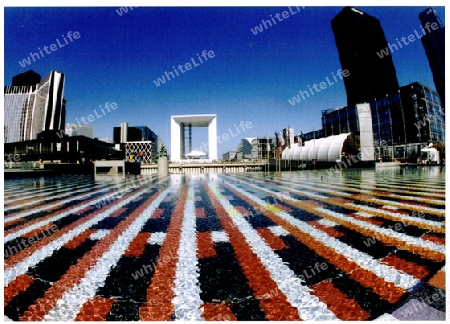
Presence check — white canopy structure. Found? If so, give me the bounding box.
[185,150,207,159]
[282,133,352,162]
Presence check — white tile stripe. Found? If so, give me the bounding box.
[267,225,290,237]
[224,179,421,292]
[5,191,120,243]
[210,183,339,321]
[5,186,116,222]
[248,175,446,209]
[42,187,171,321]
[4,178,86,198]
[344,203,445,230]
[382,205,398,210]
[318,207,445,254]
[316,218,339,227]
[4,181,96,203]
[370,198,445,215]
[5,178,155,221]
[235,175,445,225]
[374,313,400,321]
[4,185,103,212]
[386,193,444,205]
[354,211,375,218]
[211,231,229,243]
[171,186,204,321]
[89,229,110,241]
[148,232,167,245]
[4,182,166,285]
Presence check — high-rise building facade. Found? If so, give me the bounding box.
[331,7,399,107]
[419,7,445,110]
[113,124,159,161]
[113,125,157,143]
[321,82,444,160]
[4,70,66,143]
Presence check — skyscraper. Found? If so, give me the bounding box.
[11,70,41,87]
[331,7,399,107]
[4,70,66,143]
[419,7,445,110]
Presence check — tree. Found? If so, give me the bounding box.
[156,144,168,160]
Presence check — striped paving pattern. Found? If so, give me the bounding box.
[4,169,446,321]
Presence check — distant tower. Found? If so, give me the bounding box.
[331,7,399,107]
[419,7,445,110]
[120,122,128,143]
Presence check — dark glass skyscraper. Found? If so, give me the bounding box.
[419,7,445,110]
[12,70,41,87]
[331,7,399,107]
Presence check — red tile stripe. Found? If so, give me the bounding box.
[379,207,410,214]
[311,281,370,320]
[421,234,445,246]
[6,196,42,207]
[4,217,26,228]
[63,229,97,249]
[303,200,324,208]
[21,223,57,239]
[347,213,385,226]
[244,176,445,226]
[153,208,164,218]
[288,200,445,262]
[74,296,115,321]
[4,188,147,269]
[428,270,446,290]
[124,232,152,257]
[256,227,289,250]
[205,183,301,321]
[139,187,188,321]
[109,207,127,217]
[73,205,96,216]
[197,232,216,258]
[4,274,34,307]
[234,205,252,216]
[327,197,353,205]
[4,190,115,237]
[201,303,237,321]
[195,207,206,218]
[19,188,164,321]
[221,181,406,303]
[274,203,292,212]
[307,221,345,238]
[380,254,430,279]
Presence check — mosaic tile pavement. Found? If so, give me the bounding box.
[3,169,446,321]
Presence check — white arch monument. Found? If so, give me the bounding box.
[170,114,217,162]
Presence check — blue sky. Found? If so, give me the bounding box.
[3,5,445,157]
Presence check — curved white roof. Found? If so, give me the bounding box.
[282,133,351,162]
